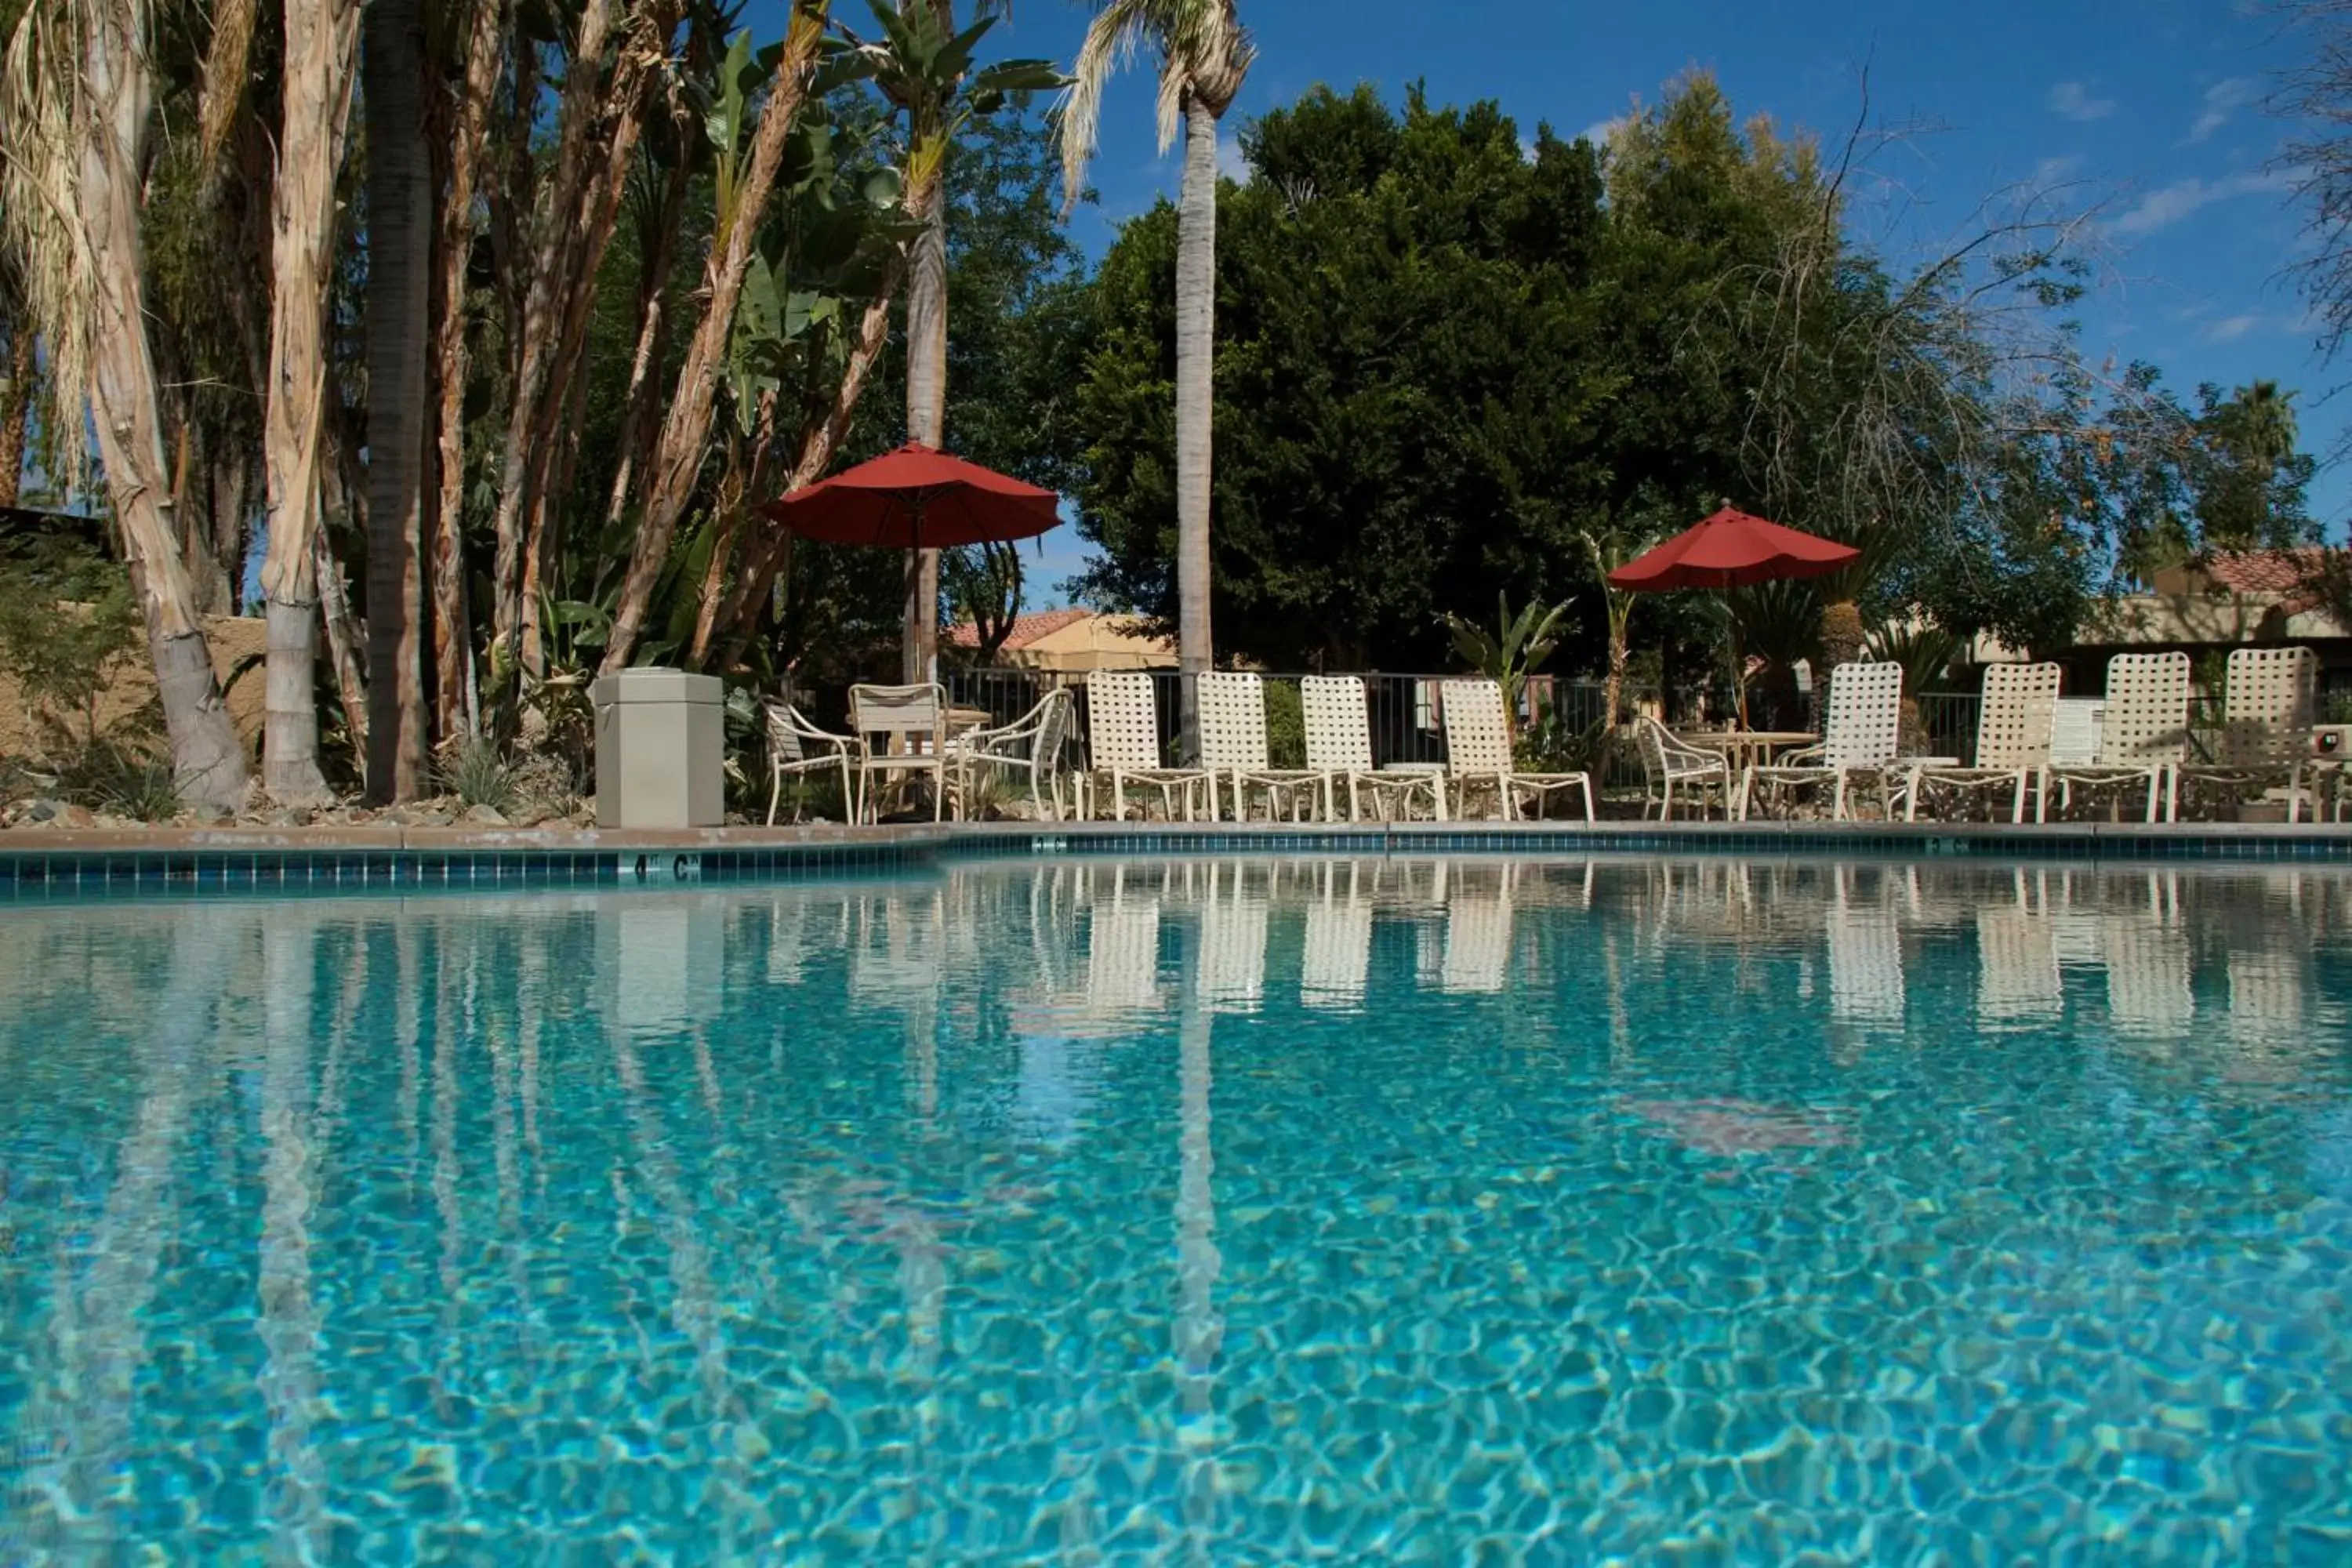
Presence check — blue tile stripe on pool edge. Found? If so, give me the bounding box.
[2,826,2348,894]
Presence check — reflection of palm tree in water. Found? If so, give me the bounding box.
[1174,921,1224,1559]
[605,1015,757,1548]
[18,916,230,1549]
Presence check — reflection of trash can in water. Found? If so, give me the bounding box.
[591,668,724,829]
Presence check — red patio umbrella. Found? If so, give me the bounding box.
[759,441,1062,549]
[1606,504,1856,593]
[1606,504,1857,728]
[760,441,1063,682]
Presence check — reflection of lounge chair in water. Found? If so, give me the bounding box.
[1198,862,1269,1014]
[1976,870,2061,1025]
[1083,868,1163,1016]
[1827,867,1905,1027]
[1301,862,1373,1011]
[2101,879,2193,1039]
[1440,863,1515,994]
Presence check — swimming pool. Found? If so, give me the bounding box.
[2,856,2348,1562]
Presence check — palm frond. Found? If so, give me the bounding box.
[0,0,100,493]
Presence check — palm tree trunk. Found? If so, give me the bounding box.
[708,277,902,670]
[1818,598,1865,674]
[80,0,250,809]
[364,0,434,803]
[602,9,822,675]
[1174,92,1220,759]
[429,0,507,743]
[902,163,947,684]
[259,0,360,805]
[0,323,34,508]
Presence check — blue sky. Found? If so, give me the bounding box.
[797,0,2339,597]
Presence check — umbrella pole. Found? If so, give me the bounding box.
[901,497,931,686]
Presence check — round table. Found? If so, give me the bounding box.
[1675,730,1818,773]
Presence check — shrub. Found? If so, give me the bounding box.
[58,738,178,821]
[436,737,519,814]
[1264,679,1305,768]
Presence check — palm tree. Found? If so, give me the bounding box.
[0,0,252,808]
[852,1,1057,682]
[362,0,433,802]
[1058,0,1251,757]
[257,0,361,804]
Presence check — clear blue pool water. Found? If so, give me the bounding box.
[2,855,2350,1563]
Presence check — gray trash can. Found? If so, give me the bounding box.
[591,667,725,829]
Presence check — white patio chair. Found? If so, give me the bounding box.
[848,681,950,823]
[2046,653,2190,824]
[1634,715,1733,820]
[1083,869,1162,1018]
[2176,646,2318,821]
[1301,676,1446,822]
[1901,662,2062,824]
[949,686,1076,822]
[762,701,862,825]
[1196,672,1323,822]
[1740,662,1903,821]
[1438,679,1594,822]
[1083,670,1212,822]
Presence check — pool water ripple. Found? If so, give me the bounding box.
[2,857,2350,1562]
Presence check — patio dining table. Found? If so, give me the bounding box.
[1675,729,1818,773]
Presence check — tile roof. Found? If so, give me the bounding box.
[944,607,1091,650]
[2200,548,2326,596]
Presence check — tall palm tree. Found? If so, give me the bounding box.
[1058,0,1250,756]
[362,0,433,802]
[855,0,1057,683]
[257,0,361,804]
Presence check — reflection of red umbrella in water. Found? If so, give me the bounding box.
[760,441,1064,678]
[1607,504,1858,725]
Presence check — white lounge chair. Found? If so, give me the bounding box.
[1438,679,1594,822]
[762,701,862,825]
[1901,662,2062,824]
[1633,715,1733,820]
[1082,671,1212,821]
[1740,662,1903,821]
[2176,646,2318,821]
[949,686,1076,822]
[2046,653,2189,824]
[1300,676,1446,822]
[1196,672,1323,822]
[848,681,949,823]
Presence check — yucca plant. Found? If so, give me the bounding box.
[1442,593,1570,743]
[435,736,519,815]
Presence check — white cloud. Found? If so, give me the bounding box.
[2048,81,2118,122]
[2031,154,2085,187]
[2186,77,2258,143]
[1578,117,1623,150]
[2108,168,2298,236]
[2206,313,2260,342]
